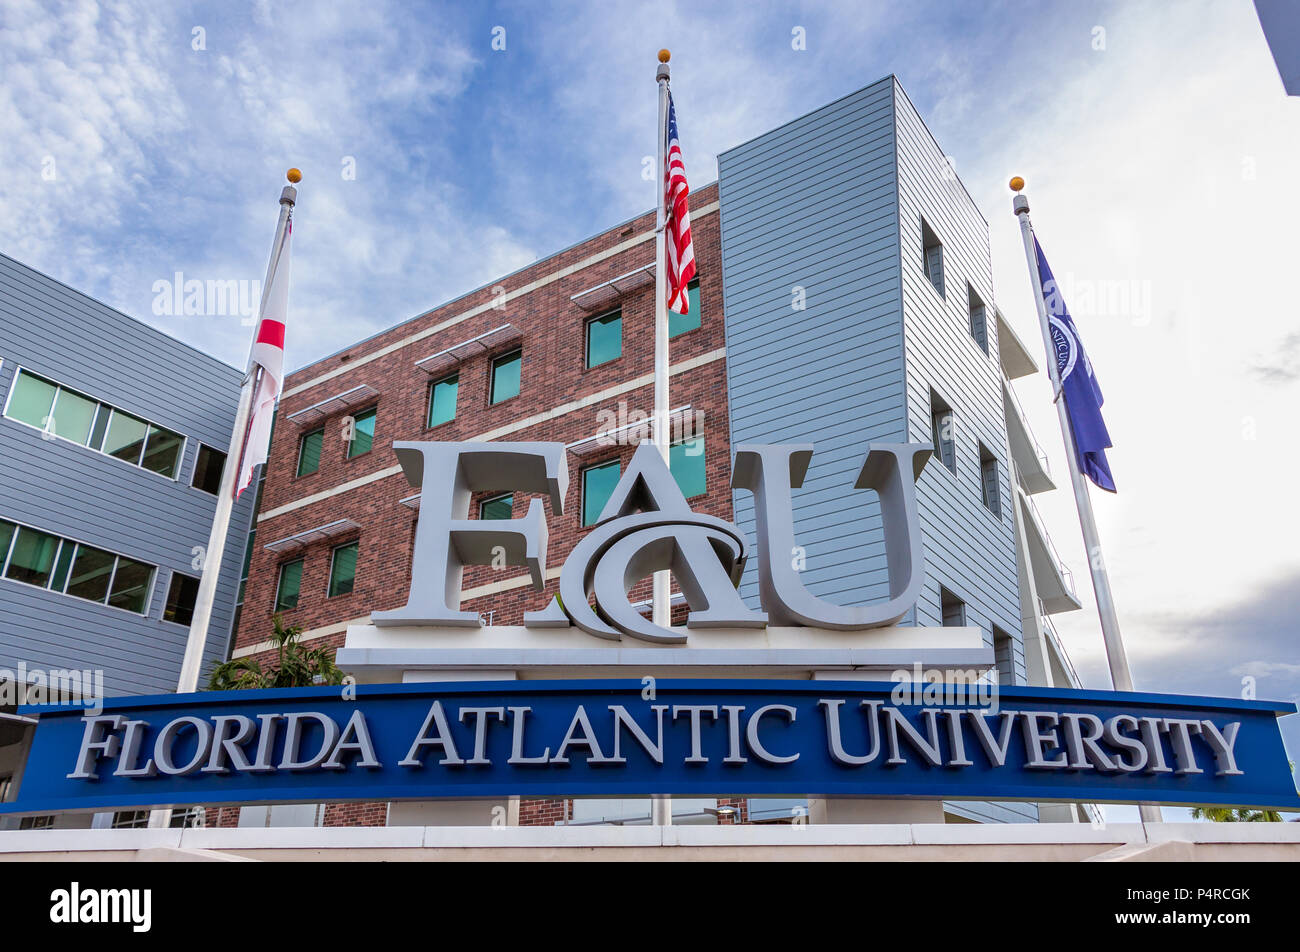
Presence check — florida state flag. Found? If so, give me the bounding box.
[237,216,292,496]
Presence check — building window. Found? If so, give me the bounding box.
[929,390,956,474]
[921,219,944,297]
[968,285,989,355]
[107,557,153,613]
[18,815,54,830]
[346,407,377,459]
[585,309,622,368]
[993,627,1015,684]
[670,436,706,499]
[670,279,702,338]
[192,444,226,494]
[0,520,156,615]
[428,374,458,428]
[5,370,185,478]
[490,350,522,404]
[275,558,304,612]
[328,541,359,597]
[979,443,1001,518]
[940,587,966,627]
[297,428,324,476]
[163,572,201,626]
[4,525,59,587]
[111,810,151,829]
[479,493,513,521]
[582,460,621,527]
[65,544,116,602]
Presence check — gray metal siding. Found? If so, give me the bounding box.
[892,82,1025,666]
[719,77,906,609]
[0,252,252,696]
[719,79,1036,824]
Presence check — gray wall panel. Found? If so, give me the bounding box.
[0,253,253,696]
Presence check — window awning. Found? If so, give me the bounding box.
[565,405,701,458]
[570,264,654,313]
[263,519,360,553]
[415,323,523,377]
[399,493,421,510]
[286,384,379,427]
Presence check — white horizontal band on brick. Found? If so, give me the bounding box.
[283,202,719,400]
[256,347,726,524]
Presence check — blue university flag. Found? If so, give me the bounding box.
[1034,237,1117,492]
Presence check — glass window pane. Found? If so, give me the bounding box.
[88,404,109,450]
[347,409,376,459]
[586,311,622,368]
[670,282,702,337]
[582,461,621,527]
[48,388,98,444]
[192,445,226,494]
[164,573,201,625]
[65,544,116,603]
[297,429,323,476]
[6,371,57,429]
[107,558,153,614]
[429,375,458,427]
[275,559,304,611]
[328,542,358,597]
[670,436,706,498]
[49,541,75,591]
[490,351,521,404]
[141,425,184,477]
[480,494,513,520]
[102,411,148,465]
[4,527,60,587]
[0,520,16,567]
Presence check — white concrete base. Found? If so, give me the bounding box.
[2,822,1297,862]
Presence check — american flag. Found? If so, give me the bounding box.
[663,93,696,314]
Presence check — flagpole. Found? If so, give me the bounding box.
[650,48,673,828]
[148,173,298,830]
[1010,178,1161,824]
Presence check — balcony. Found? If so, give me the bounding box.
[1039,613,1083,689]
[1003,380,1054,494]
[995,307,1038,380]
[1016,491,1082,614]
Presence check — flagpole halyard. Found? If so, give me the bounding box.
[1010,178,1161,824]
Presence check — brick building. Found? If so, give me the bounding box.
[226,76,1087,828]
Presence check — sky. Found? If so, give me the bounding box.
[2,0,1297,819]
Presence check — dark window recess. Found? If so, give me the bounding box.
[164,573,201,626]
[941,587,966,627]
[993,627,1015,684]
[968,286,989,354]
[929,390,956,474]
[192,445,226,494]
[979,443,1001,518]
[922,219,944,297]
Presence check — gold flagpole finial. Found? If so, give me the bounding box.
[658,48,670,63]
[1009,176,1025,192]
[287,168,303,184]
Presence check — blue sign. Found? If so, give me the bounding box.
[3,680,1296,813]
